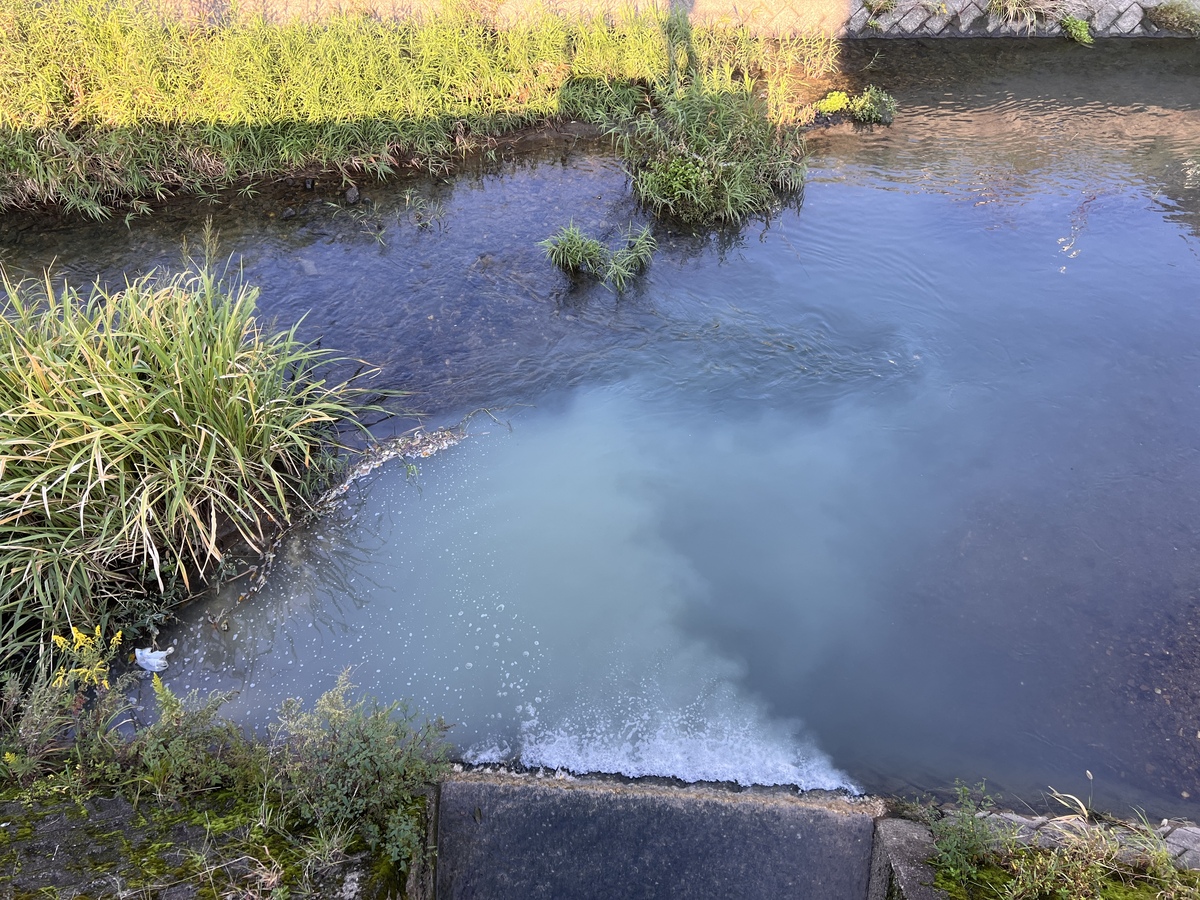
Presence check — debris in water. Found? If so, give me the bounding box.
[135,646,174,672]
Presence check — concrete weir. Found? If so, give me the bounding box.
[436,772,897,900]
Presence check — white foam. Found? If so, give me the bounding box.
[466,678,857,791]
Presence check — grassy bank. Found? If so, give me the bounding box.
[925,784,1200,899]
[0,262,380,675]
[0,0,839,218]
[2,645,448,895]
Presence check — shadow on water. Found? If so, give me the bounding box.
[6,39,1200,818]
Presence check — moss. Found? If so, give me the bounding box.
[934,860,1200,899]
[934,862,1011,899]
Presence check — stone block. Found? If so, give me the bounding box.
[437,779,876,900]
[1166,825,1200,861]
[1112,3,1145,32]
[1091,3,1123,29]
[899,7,931,31]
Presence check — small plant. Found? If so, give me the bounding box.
[128,675,252,802]
[540,223,656,291]
[606,226,657,291]
[539,223,610,277]
[931,781,1012,885]
[272,672,449,869]
[50,626,121,691]
[929,785,1200,900]
[1145,0,1200,34]
[815,91,850,115]
[1060,14,1094,43]
[1,626,131,785]
[849,84,898,125]
[864,0,897,13]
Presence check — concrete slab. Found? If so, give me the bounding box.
[867,818,945,900]
[436,776,877,900]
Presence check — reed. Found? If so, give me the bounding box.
[0,0,839,217]
[0,264,380,674]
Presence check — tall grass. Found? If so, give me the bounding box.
[0,265,378,674]
[0,0,838,216]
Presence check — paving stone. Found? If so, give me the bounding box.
[916,12,952,34]
[1092,4,1123,30]
[899,6,930,30]
[437,779,876,900]
[1113,3,1145,32]
[1166,825,1200,860]
[846,6,872,30]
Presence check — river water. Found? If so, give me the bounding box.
[4,39,1199,816]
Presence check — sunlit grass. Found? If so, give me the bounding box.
[0,0,839,217]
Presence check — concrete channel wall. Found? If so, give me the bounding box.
[435,772,1200,900]
[436,773,886,900]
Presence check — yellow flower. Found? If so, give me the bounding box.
[110,630,123,649]
[51,633,69,650]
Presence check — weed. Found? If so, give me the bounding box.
[1060,14,1094,43]
[539,222,610,277]
[864,0,897,13]
[929,785,1200,900]
[815,91,850,115]
[271,671,449,869]
[849,85,898,125]
[539,223,655,291]
[128,675,255,803]
[1145,0,1200,34]
[617,82,806,224]
[931,781,1013,885]
[2,663,448,893]
[606,225,657,291]
[0,264,384,675]
[988,0,1057,30]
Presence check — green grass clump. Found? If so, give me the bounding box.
[0,0,840,218]
[1145,0,1200,34]
[617,82,806,225]
[848,84,898,125]
[540,222,656,290]
[1060,14,1094,43]
[928,786,1200,900]
[864,0,898,13]
[0,264,377,674]
[539,222,610,277]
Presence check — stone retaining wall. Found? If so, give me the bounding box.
[840,0,1196,39]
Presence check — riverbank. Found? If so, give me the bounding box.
[8,766,1200,898]
[0,0,839,218]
